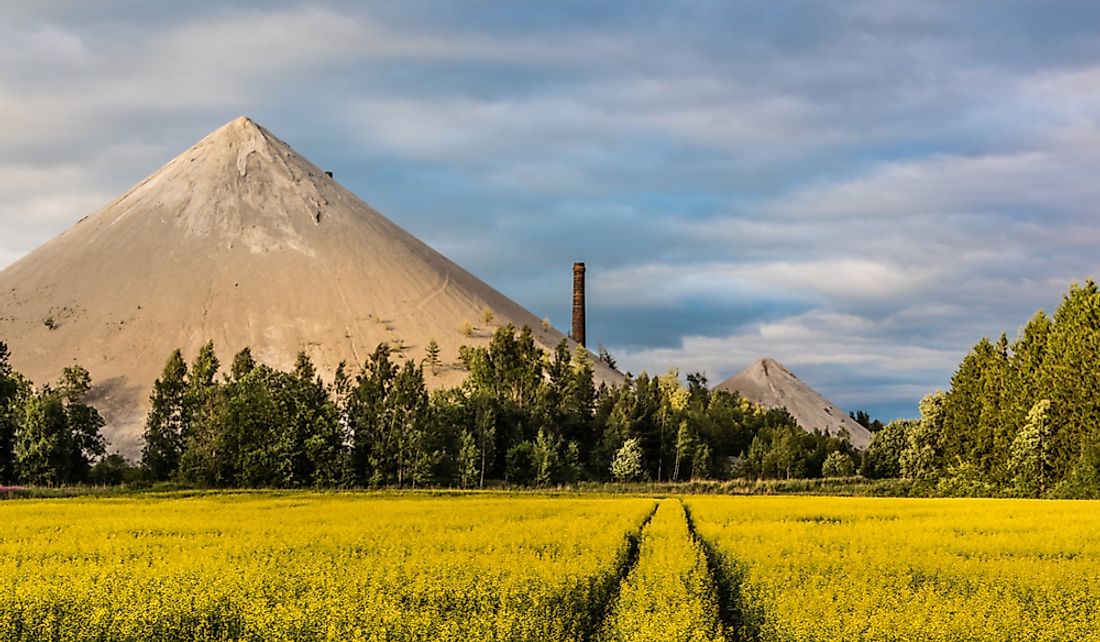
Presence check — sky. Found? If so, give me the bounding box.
[3,1,1100,422]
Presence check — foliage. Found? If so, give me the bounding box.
[849,409,884,432]
[1007,399,1055,497]
[821,450,855,478]
[14,366,105,486]
[424,339,441,375]
[912,280,1100,496]
[900,391,946,482]
[611,438,644,482]
[0,342,22,485]
[860,419,912,479]
[141,349,188,481]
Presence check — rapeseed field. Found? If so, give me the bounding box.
[2,493,1097,641]
[0,494,653,641]
[686,496,1100,642]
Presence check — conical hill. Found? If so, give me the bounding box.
[714,357,871,449]
[0,117,618,455]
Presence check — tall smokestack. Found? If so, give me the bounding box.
[572,262,586,348]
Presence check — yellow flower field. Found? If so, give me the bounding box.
[686,496,1100,642]
[0,493,654,642]
[2,493,1098,641]
[597,499,725,642]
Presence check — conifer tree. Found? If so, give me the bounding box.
[424,339,441,376]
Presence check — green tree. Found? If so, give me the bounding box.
[177,343,224,485]
[16,366,105,485]
[424,339,442,376]
[860,419,913,479]
[901,391,946,482]
[58,366,107,480]
[90,453,140,485]
[673,420,694,481]
[472,394,496,488]
[456,429,479,488]
[141,349,189,481]
[0,342,21,484]
[691,442,712,480]
[822,450,855,477]
[17,390,71,485]
[610,437,643,482]
[1040,281,1100,481]
[388,360,431,487]
[532,428,560,486]
[287,352,345,486]
[347,344,397,485]
[506,440,535,485]
[1008,399,1055,497]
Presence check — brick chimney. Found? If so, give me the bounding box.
[572,262,586,348]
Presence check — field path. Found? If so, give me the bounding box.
[594,499,728,642]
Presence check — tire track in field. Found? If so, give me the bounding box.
[682,502,763,642]
[583,501,659,642]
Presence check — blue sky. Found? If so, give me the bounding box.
[3,1,1100,421]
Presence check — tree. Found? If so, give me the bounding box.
[178,342,223,485]
[860,420,913,479]
[611,437,643,482]
[17,390,71,485]
[673,420,694,481]
[387,360,430,487]
[57,366,107,480]
[1008,399,1054,497]
[822,450,855,477]
[849,410,884,432]
[424,339,442,376]
[90,453,140,485]
[291,353,347,486]
[0,342,21,484]
[900,391,946,481]
[597,344,617,370]
[532,428,560,486]
[506,440,535,485]
[16,366,105,485]
[141,349,189,481]
[472,395,496,488]
[347,344,397,485]
[456,429,479,488]
[230,347,256,381]
[691,442,712,480]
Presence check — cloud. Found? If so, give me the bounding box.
[5,1,1100,423]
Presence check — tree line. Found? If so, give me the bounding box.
[0,342,106,486]
[859,280,1100,498]
[0,325,859,488]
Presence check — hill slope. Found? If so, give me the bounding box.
[714,358,871,449]
[0,117,618,456]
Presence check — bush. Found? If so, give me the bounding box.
[89,453,143,485]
